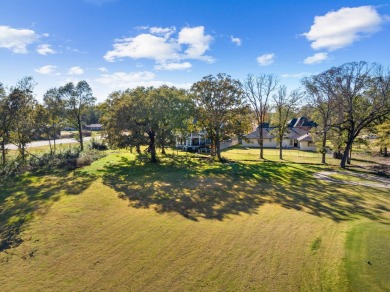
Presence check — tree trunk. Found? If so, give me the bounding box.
[148,129,157,163]
[78,116,84,151]
[340,139,353,168]
[216,139,222,161]
[53,124,57,154]
[348,146,352,164]
[136,144,141,154]
[259,125,264,159]
[161,129,166,154]
[279,141,283,160]
[21,144,26,164]
[321,131,327,164]
[384,147,388,157]
[48,137,53,155]
[1,140,5,165]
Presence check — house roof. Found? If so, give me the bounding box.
[245,127,312,141]
[86,124,102,127]
[245,128,274,139]
[297,133,313,142]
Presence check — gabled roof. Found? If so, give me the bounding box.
[245,128,274,139]
[297,133,313,142]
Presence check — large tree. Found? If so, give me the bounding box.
[314,62,390,168]
[272,86,302,160]
[191,73,247,161]
[0,83,12,165]
[8,77,38,163]
[43,88,64,154]
[302,72,335,164]
[150,86,194,154]
[58,81,95,151]
[243,73,279,159]
[102,86,193,163]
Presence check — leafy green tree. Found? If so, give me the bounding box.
[102,88,149,155]
[8,77,38,163]
[243,73,279,159]
[373,119,390,156]
[272,86,303,160]
[102,86,193,163]
[58,81,96,151]
[191,73,247,161]
[150,86,194,154]
[43,88,64,154]
[0,83,12,165]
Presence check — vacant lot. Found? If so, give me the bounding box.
[1,148,389,291]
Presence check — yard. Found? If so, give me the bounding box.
[0,147,389,291]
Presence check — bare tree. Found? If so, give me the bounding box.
[243,74,279,159]
[272,86,303,160]
[302,72,335,163]
[318,62,390,168]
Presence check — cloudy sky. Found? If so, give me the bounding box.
[1,0,389,102]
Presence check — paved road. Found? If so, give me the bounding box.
[5,137,94,150]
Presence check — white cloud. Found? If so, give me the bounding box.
[231,35,242,46]
[98,67,108,72]
[104,33,180,62]
[256,53,275,66]
[96,71,192,89]
[303,6,384,51]
[304,52,329,64]
[37,43,56,55]
[35,65,57,74]
[0,25,38,53]
[178,26,214,62]
[154,62,192,71]
[68,66,84,75]
[104,25,214,67]
[149,26,176,37]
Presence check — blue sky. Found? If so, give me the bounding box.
[1,0,389,102]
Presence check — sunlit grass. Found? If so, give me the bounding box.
[0,148,389,291]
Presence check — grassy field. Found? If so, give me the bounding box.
[0,147,389,291]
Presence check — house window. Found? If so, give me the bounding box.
[269,139,272,142]
[290,140,293,146]
[308,141,314,146]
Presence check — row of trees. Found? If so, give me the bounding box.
[0,78,96,165]
[1,61,389,169]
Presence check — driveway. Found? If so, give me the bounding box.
[5,137,93,150]
[314,171,390,189]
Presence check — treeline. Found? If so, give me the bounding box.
[1,61,390,171]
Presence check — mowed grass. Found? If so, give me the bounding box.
[0,148,389,291]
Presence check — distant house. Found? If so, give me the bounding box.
[85,124,102,131]
[175,132,212,152]
[297,133,316,151]
[242,117,317,151]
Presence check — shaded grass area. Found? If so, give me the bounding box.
[0,170,96,251]
[99,152,388,223]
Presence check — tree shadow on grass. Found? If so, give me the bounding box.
[0,169,96,252]
[102,156,389,223]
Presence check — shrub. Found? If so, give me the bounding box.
[76,153,93,168]
[91,140,108,151]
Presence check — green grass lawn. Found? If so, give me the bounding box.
[0,148,389,291]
